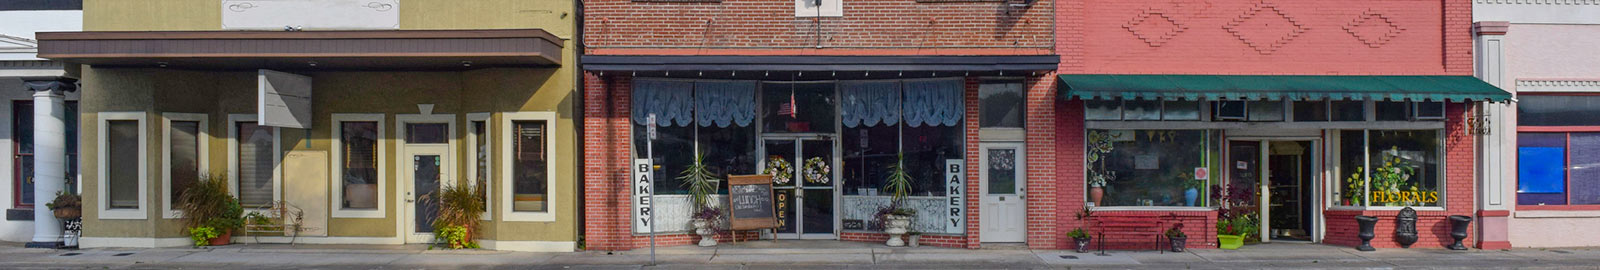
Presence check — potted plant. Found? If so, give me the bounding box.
[1216,215,1254,250]
[1181,179,1205,207]
[679,151,723,247]
[880,154,916,247]
[431,181,486,249]
[47,191,82,220]
[907,229,922,247]
[1166,223,1188,252]
[1086,131,1119,206]
[1070,206,1094,253]
[177,174,244,247]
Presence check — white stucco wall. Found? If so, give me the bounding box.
[1491,22,1600,247]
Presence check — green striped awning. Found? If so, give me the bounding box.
[1057,74,1511,102]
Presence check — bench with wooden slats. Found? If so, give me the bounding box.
[1092,216,1165,254]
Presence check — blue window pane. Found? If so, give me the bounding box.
[1518,132,1567,205]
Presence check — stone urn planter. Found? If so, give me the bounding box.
[1355,215,1379,251]
[1448,215,1473,250]
[693,219,718,247]
[884,215,912,247]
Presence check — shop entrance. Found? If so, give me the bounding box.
[1227,139,1320,243]
[397,117,455,244]
[761,136,838,240]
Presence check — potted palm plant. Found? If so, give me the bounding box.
[1166,223,1188,252]
[880,154,916,247]
[1070,206,1094,253]
[679,151,723,247]
[431,181,486,249]
[47,191,82,220]
[177,174,244,247]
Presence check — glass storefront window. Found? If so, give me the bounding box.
[1516,132,1600,206]
[1337,129,1443,207]
[979,80,1024,128]
[904,125,960,196]
[762,82,836,133]
[1517,95,1600,126]
[1087,129,1211,207]
[843,124,896,196]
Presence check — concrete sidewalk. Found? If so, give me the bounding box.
[2,241,1598,269]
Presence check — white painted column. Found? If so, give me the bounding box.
[23,78,74,248]
[1472,21,1511,249]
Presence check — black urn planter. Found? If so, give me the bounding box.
[1169,236,1187,252]
[1355,215,1379,252]
[1395,207,1419,248]
[1448,215,1473,250]
[1074,237,1093,253]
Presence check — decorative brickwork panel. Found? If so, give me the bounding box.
[584,0,1054,55]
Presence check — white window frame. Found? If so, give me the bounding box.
[330,113,387,218]
[227,114,282,210]
[500,111,557,222]
[467,112,493,221]
[161,113,209,219]
[98,112,148,220]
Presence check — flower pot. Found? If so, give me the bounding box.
[908,234,920,247]
[1183,188,1198,206]
[1217,234,1243,250]
[208,230,232,246]
[884,215,912,247]
[1170,236,1187,252]
[52,207,81,220]
[693,219,718,247]
[1073,237,1093,253]
[1448,215,1473,250]
[1089,187,1104,206]
[1355,215,1378,251]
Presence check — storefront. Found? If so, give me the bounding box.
[1057,74,1509,249]
[581,55,1058,249]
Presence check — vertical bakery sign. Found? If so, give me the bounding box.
[945,159,964,234]
[633,159,652,233]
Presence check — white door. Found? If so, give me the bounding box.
[400,122,454,244]
[980,143,1026,242]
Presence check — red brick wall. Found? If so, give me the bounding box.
[1056,0,1474,75]
[583,0,1054,56]
[1054,99,1085,250]
[1324,103,1477,249]
[1023,72,1059,249]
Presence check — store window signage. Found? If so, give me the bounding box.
[945,159,964,234]
[223,0,399,30]
[1370,191,1439,204]
[633,159,653,233]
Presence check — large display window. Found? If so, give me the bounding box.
[1333,130,1443,207]
[1085,129,1213,207]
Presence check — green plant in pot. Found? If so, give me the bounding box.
[1166,223,1188,252]
[47,190,82,220]
[430,181,485,249]
[1086,130,1119,206]
[879,154,916,247]
[1216,214,1255,250]
[678,151,723,247]
[177,174,244,247]
[1069,206,1094,253]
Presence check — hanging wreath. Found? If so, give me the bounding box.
[803,157,831,184]
[763,156,793,185]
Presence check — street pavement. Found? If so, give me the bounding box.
[3,240,1599,269]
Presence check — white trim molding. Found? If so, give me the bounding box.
[227,114,282,209]
[78,237,192,248]
[500,111,558,222]
[394,113,457,243]
[478,240,577,252]
[329,113,387,219]
[1515,79,1600,92]
[466,112,493,221]
[160,113,210,219]
[96,112,149,220]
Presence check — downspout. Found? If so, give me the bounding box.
[573,0,588,250]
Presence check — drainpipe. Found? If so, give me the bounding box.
[22,77,76,249]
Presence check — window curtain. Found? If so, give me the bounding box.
[695,81,758,128]
[840,81,902,128]
[631,79,695,127]
[903,78,965,127]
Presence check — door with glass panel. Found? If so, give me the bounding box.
[401,123,453,243]
[762,137,837,239]
[980,142,1026,242]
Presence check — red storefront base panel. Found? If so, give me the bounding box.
[840,232,969,249]
[1324,210,1475,249]
[1075,210,1219,250]
[619,231,765,250]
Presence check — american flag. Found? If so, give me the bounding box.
[777,91,797,117]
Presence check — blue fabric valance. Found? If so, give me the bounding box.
[631,79,695,127]
[840,81,902,128]
[695,81,757,127]
[903,78,965,127]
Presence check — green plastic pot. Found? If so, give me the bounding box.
[1218,234,1244,250]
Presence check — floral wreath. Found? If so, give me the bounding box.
[803,157,831,184]
[763,156,793,185]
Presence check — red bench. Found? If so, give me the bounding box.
[1093,216,1166,254]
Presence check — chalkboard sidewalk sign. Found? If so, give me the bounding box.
[727,174,778,243]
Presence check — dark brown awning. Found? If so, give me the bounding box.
[34,29,563,70]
